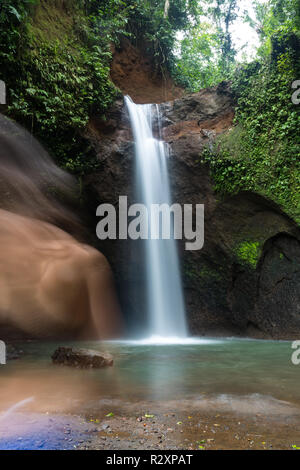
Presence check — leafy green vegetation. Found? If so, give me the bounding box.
[173,22,224,91]
[0,0,200,175]
[202,31,300,221]
[172,0,240,90]
[0,0,120,176]
[0,0,234,175]
[199,1,300,223]
[123,0,199,81]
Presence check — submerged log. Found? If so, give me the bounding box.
[51,347,113,368]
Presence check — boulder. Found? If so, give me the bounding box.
[51,347,113,368]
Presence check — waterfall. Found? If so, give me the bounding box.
[125,96,187,339]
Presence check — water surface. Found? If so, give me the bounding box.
[1,338,299,415]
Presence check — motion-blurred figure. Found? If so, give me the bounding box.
[0,115,122,339]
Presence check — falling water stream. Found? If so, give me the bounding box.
[125,96,187,340]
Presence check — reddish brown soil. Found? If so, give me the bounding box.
[110,39,184,104]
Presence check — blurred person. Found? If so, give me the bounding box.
[0,114,122,339]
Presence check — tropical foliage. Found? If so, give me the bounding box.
[201,0,300,221]
[0,0,299,222]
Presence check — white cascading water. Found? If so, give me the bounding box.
[125,96,187,340]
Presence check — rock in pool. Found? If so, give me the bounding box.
[51,347,113,368]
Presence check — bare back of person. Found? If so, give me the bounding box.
[0,209,122,339]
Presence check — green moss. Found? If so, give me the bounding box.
[28,0,75,43]
[201,42,300,224]
[235,241,261,269]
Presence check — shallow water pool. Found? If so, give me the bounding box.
[1,337,299,416]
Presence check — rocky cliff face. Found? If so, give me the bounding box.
[85,83,300,339]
